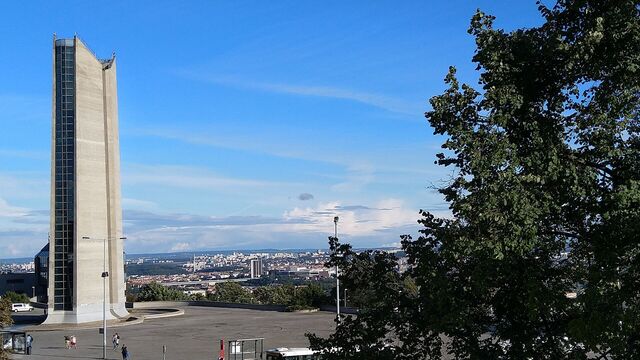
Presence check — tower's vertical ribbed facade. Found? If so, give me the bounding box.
[46,35,127,324]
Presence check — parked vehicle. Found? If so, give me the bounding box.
[11,303,33,312]
[265,347,321,360]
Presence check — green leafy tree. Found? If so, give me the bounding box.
[253,286,275,304]
[271,284,296,305]
[259,284,295,305]
[307,238,410,359]
[309,1,640,358]
[288,283,327,311]
[136,282,191,301]
[0,297,13,360]
[2,291,30,304]
[254,283,327,310]
[208,282,255,304]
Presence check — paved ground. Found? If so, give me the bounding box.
[9,308,46,325]
[8,307,337,360]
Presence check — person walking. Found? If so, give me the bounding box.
[121,344,130,360]
[112,332,120,350]
[25,334,33,355]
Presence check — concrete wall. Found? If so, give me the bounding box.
[74,37,110,322]
[103,59,127,317]
[128,301,360,314]
[129,301,289,312]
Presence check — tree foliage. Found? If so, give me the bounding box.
[258,283,326,310]
[308,238,414,359]
[2,291,30,304]
[136,282,192,301]
[133,281,330,309]
[254,284,295,305]
[0,297,13,360]
[208,282,256,304]
[309,1,640,358]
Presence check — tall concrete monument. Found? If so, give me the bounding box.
[45,36,127,324]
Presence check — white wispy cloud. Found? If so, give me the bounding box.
[123,164,301,189]
[0,197,28,217]
[130,126,444,182]
[181,73,422,115]
[0,173,49,200]
[122,198,158,211]
[170,242,191,252]
[0,198,49,258]
[239,81,421,115]
[0,228,48,258]
[282,198,418,237]
[0,197,433,257]
[121,199,422,254]
[132,127,333,166]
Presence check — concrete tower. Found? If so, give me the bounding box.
[45,36,127,324]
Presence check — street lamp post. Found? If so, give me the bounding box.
[334,216,340,322]
[82,235,126,360]
[344,288,347,308]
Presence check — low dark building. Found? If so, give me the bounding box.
[0,273,36,298]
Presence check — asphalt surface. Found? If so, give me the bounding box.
[7,307,337,360]
[9,308,46,325]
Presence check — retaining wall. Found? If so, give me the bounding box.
[128,301,287,312]
[128,301,359,314]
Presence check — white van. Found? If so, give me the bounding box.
[11,303,33,312]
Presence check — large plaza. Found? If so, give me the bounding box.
[10,306,336,360]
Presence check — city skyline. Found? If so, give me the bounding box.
[0,1,545,258]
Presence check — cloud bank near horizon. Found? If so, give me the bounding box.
[0,196,440,259]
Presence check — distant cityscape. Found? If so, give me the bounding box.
[0,260,34,273]
[1,248,409,298]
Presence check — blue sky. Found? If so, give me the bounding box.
[0,1,545,258]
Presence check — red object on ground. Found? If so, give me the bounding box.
[218,339,224,360]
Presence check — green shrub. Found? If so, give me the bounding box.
[2,291,30,304]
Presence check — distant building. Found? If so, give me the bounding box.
[34,244,49,302]
[45,36,127,324]
[268,269,299,279]
[0,273,36,298]
[250,259,263,279]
